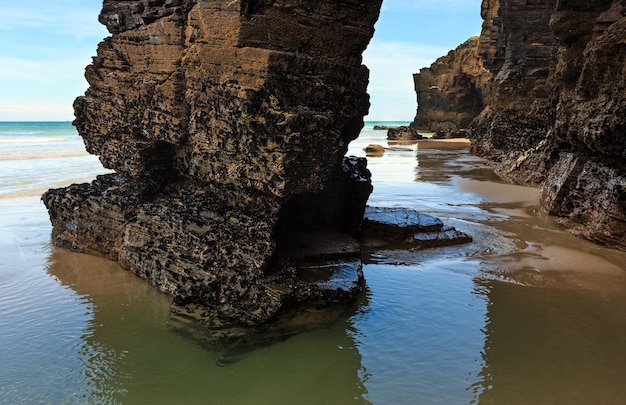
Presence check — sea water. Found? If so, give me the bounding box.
[2,122,626,404]
[0,122,108,199]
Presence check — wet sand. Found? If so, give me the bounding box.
[3,130,626,404]
[355,135,626,294]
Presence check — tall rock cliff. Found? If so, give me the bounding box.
[43,0,382,326]
[413,0,625,248]
[470,0,626,249]
[470,0,557,175]
[539,0,626,248]
[411,36,490,131]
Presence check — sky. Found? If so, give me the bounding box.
[0,0,483,122]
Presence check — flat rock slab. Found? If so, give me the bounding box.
[362,206,472,249]
[296,260,364,305]
[362,207,444,240]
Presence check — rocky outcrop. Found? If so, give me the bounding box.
[468,0,626,249]
[43,0,383,326]
[538,1,626,248]
[413,0,625,248]
[470,0,557,175]
[411,36,490,131]
[387,125,423,141]
[361,207,472,249]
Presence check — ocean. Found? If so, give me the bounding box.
[2,121,626,404]
[0,122,110,199]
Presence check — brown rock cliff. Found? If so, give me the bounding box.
[471,0,626,249]
[470,0,557,174]
[411,36,490,131]
[539,1,626,248]
[413,0,626,249]
[44,0,383,326]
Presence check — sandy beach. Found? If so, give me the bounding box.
[2,122,626,404]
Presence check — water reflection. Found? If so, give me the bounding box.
[349,130,626,403]
[351,262,489,404]
[48,249,370,404]
[474,281,626,404]
[6,129,626,404]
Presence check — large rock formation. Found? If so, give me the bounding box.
[412,0,625,249]
[469,0,626,249]
[411,36,490,131]
[539,1,626,248]
[43,0,383,326]
[470,0,557,176]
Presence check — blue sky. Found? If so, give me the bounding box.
[0,0,482,122]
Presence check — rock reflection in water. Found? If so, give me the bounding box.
[474,281,626,404]
[47,248,369,404]
[349,130,626,403]
[6,129,626,404]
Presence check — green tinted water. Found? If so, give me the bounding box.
[2,125,626,404]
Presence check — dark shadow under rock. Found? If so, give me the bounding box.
[167,206,472,354]
[168,231,365,358]
[433,128,471,139]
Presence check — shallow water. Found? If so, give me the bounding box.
[2,123,626,404]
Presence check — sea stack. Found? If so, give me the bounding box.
[43,0,383,326]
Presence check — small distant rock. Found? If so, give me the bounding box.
[373,125,393,130]
[387,126,423,141]
[364,144,385,156]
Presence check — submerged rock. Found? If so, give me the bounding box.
[364,144,385,156]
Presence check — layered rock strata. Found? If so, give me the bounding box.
[538,1,626,248]
[413,0,625,248]
[469,0,626,249]
[361,207,472,249]
[411,37,490,132]
[44,0,383,326]
[470,0,557,174]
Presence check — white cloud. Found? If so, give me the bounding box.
[0,1,107,38]
[0,56,89,83]
[363,40,448,121]
[364,40,447,92]
[0,56,91,121]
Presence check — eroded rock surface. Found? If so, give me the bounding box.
[361,207,472,249]
[411,37,490,132]
[472,0,626,249]
[44,0,383,326]
[387,125,423,141]
[418,0,626,249]
[470,0,557,177]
